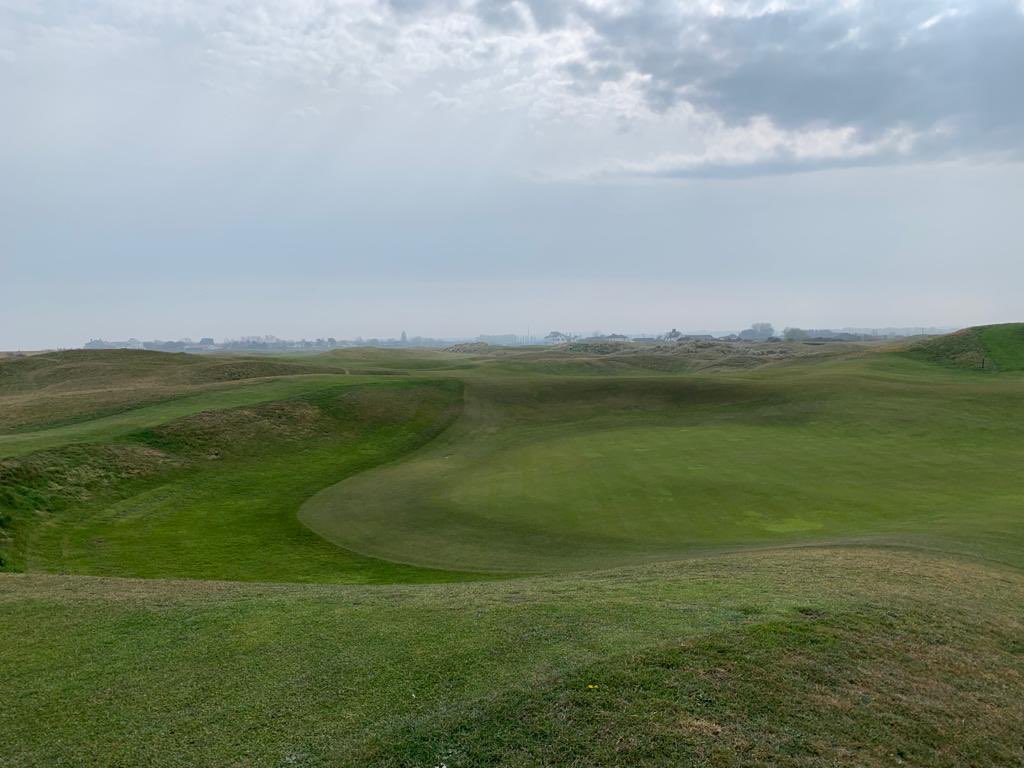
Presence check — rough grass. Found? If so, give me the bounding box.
[0,444,182,570]
[2,549,1022,767]
[0,349,350,432]
[0,375,391,457]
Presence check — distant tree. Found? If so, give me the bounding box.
[738,323,775,342]
[545,331,568,344]
[666,328,682,341]
[400,331,408,344]
[783,327,808,341]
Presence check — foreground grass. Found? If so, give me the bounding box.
[2,548,1022,767]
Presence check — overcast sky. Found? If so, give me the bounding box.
[2,0,1023,347]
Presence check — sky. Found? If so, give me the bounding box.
[2,0,1023,347]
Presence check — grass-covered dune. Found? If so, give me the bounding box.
[0,348,359,435]
[3,328,1024,766]
[907,322,1024,372]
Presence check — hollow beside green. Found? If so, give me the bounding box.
[2,380,477,582]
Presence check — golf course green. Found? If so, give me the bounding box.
[3,325,1023,766]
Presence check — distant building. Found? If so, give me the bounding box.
[84,338,143,350]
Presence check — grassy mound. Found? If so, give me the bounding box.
[0,349,349,432]
[978,323,1024,371]
[3,549,1022,767]
[908,323,1024,372]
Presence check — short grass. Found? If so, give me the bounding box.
[302,354,1024,572]
[2,549,1022,767]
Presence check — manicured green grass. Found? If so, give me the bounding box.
[301,354,1024,572]
[2,549,1022,767]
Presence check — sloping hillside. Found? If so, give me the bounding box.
[0,350,342,431]
[977,323,1024,371]
[908,323,1024,372]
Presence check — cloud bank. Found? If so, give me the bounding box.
[2,0,1022,178]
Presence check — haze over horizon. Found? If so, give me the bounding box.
[4,0,1023,349]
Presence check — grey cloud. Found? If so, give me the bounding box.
[475,0,528,30]
[606,148,917,182]
[470,0,570,31]
[566,1,1024,161]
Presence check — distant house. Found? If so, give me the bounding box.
[83,338,143,350]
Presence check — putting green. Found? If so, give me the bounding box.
[300,361,1024,572]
